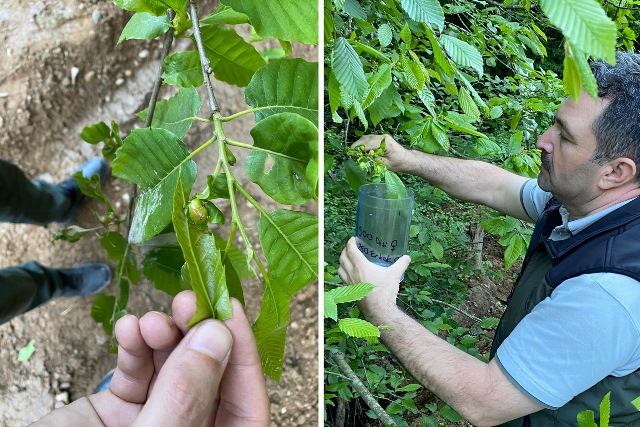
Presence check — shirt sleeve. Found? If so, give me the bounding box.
[520,179,552,222]
[495,273,640,409]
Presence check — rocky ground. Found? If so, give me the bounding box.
[0,1,318,425]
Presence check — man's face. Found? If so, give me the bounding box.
[535,91,608,204]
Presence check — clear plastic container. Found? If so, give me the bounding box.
[355,183,414,267]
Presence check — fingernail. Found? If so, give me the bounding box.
[187,320,232,362]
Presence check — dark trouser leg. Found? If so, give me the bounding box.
[0,158,70,225]
[0,261,63,325]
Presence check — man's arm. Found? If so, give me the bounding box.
[353,134,531,222]
[338,238,543,426]
[368,304,542,426]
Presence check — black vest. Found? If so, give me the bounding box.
[491,197,640,426]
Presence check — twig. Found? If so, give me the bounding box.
[431,298,482,322]
[449,147,469,159]
[144,9,176,128]
[112,9,176,328]
[329,351,400,427]
[190,1,219,115]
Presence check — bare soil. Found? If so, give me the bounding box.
[0,1,318,426]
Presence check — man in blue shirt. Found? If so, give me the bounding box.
[339,52,640,425]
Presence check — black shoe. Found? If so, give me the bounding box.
[57,263,112,297]
[93,368,115,394]
[56,158,109,224]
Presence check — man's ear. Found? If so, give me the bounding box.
[599,158,637,189]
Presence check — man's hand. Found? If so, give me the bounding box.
[351,134,409,173]
[32,291,270,427]
[338,237,411,315]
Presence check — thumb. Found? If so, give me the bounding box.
[390,255,411,277]
[133,320,233,427]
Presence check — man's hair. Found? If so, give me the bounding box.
[590,52,640,181]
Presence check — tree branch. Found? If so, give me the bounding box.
[328,351,400,427]
[190,1,219,115]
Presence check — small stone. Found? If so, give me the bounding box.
[61,77,70,87]
[84,71,95,82]
[96,333,108,345]
[115,78,124,86]
[59,382,70,390]
[138,49,149,59]
[280,407,287,415]
[104,95,111,103]
[92,10,101,24]
[0,117,4,128]
[0,92,8,98]
[115,201,121,209]
[70,66,80,86]
[122,192,130,203]
[124,69,132,77]
[55,391,69,403]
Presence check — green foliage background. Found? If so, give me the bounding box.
[324,0,639,425]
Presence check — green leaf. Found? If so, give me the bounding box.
[631,395,640,412]
[100,232,140,284]
[338,318,380,340]
[245,58,319,125]
[490,106,503,119]
[197,174,230,200]
[600,392,611,427]
[221,0,317,43]
[439,405,463,422]
[440,35,483,77]
[378,24,393,47]
[563,52,582,102]
[142,246,188,296]
[81,122,111,144]
[162,51,203,88]
[342,0,367,20]
[324,293,338,320]
[259,209,318,293]
[362,64,392,110]
[114,0,187,16]
[72,171,114,213]
[398,383,422,392]
[17,340,36,362]
[200,4,249,25]
[577,410,597,427]
[384,170,409,199]
[246,113,316,205]
[212,234,255,280]
[351,41,393,64]
[91,294,117,335]
[253,275,291,380]
[504,234,526,270]
[458,88,480,122]
[118,12,169,44]
[566,43,598,100]
[328,282,374,303]
[112,128,197,243]
[345,158,368,195]
[539,0,616,63]
[429,240,444,260]
[478,317,500,329]
[137,87,201,139]
[399,0,445,30]
[509,131,524,155]
[199,25,266,87]
[173,176,232,324]
[332,37,368,103]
